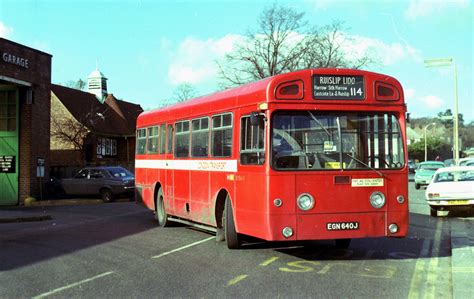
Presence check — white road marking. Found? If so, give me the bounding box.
[32,271,115,299]
[152,236,214,259]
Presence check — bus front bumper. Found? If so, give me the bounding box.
[266,211,408,241]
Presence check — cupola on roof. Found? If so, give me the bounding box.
[87,67,108,103]
[88,69,107,79]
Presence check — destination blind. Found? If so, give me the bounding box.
[313,75,365,100]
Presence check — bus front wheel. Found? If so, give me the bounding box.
[156,188,170,227]
[223,195,241,249]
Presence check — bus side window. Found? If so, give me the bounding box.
[174,120,190,158]
[211,113,233,157]
[136,128,147,154]
[147,126,159,154]
[167,124,173,154]
[159,123,166,154]
[191,117,209,157]
[240,115,265,165]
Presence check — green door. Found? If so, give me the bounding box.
[0,86,19,205]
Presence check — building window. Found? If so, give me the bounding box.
[97,137,118,157]
[0,90,16,132]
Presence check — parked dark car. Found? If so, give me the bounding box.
[56,166,135,202]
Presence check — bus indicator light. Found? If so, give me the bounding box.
[396,195,405,204]
[258,102,268,110]
[282,227,294,238]
[389,224,399,234]
[273,198,283,207]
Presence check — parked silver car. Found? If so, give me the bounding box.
[58,166,135,202]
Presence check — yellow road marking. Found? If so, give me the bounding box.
[227,275,248,286]
[424,221,443,298]
[260,257,279,266]
[408,239,431,298]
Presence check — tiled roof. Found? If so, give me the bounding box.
[51,84,143,136]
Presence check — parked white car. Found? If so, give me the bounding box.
[425,166,474,217]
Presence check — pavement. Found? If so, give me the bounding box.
[0,198,126,223]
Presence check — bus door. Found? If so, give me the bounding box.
[173,120,191,217]
[234,112,267,234]
[189,117,211,224]
[165,124,175,215]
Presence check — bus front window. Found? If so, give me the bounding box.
[271,112,405,171]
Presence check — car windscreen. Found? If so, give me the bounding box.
[108,168,134,178]
[420,164,443,171]
[434,170,474,182]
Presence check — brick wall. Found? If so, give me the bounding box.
[0,38,52,205]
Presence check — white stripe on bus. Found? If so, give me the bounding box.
[135,159,238,172]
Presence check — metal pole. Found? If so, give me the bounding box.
[453,61,460,164]
[424,123,435,162]
[424,126,428,162]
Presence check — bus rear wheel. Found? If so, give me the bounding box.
[223,195,241,249]
[156,188,170,227]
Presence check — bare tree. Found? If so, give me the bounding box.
[172,83,198,102]
[51,106,107,161]
[63,79,86,90]
[217,4,374,88]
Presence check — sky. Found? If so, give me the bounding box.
[0,0,472,121]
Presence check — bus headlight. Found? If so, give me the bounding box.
[274,198,283,207]
[389,223,399,234]
[370,192,386,209]
[297,193,315,211]
[396,195,405,204]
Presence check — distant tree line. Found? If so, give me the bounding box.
[408,109,474,161]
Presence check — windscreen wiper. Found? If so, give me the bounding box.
[308,111,331,137]
[344,153,384,178]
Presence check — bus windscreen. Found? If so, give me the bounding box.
[272,112,404,170]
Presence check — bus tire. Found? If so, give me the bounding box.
[335,238,351,249]
[156,188,170,227]
[415,183,420,190]
[430,207,438,217]
[223,195,241,249]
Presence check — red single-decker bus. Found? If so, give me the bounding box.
[135,68,409,249]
